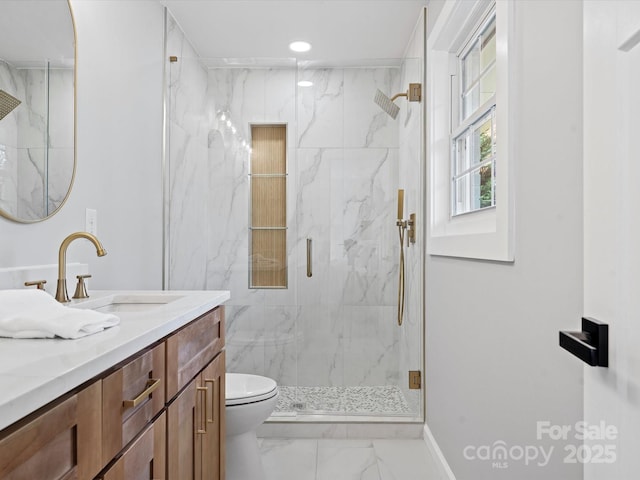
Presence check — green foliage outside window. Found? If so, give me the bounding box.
[479,130,493,208]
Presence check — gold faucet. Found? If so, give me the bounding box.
[55,232,107,303]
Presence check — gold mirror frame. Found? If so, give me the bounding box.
[0,0,77,223]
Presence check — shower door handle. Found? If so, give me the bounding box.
[306,238,312,277]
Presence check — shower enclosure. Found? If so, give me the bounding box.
[164,10,425,422]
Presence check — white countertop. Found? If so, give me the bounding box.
[0,290,230,431]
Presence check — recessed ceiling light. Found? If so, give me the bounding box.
[297,80,314,87]
[289,41,312,53]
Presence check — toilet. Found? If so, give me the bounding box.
[225,373,279,480]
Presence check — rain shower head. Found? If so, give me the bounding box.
[374,89,400,119]
[374,83,422,119]
[0,90,21,121]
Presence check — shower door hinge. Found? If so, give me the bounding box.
[409,370,422,390]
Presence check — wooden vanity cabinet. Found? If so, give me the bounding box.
[165,307,224,400]
[199,351,225,480]
[98,412,166,480]
[167,351,225,480]
[0,305,225,480]
[102,343,165,465]
[0,380,102,480]
[166,307,225,480]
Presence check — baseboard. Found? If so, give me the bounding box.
[423,424,457,480]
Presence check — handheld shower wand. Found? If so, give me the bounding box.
[397,190,406,326]
[396,189,416,326]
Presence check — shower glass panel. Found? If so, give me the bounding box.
[164,10,424,422]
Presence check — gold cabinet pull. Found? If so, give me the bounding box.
[123,378,161,410]
[205,379,216,423]
[196,386,208,434]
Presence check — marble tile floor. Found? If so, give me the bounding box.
[274,385,413,416]
[259,438,445,480]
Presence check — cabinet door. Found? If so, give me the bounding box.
[102,343,165,464]
[201,351,225,480]
[165,307,224,400]
[0,381,102,480]
[100,412,166,480]
[166,352,225,480]
[166,377,205,480]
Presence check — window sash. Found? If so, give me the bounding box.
[451,106,496,216]
[451,96,496,147]
[459,11,497,122]
[461,58,496,98]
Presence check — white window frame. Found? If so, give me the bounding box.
[427,0,514,261]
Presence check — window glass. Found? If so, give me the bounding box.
[461,18,496,119]
[453,11,497,216]
[452,108,496,216]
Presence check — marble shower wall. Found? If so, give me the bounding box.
[44,68,74,216]
[165,14,211,290]
[203,64,404,392]
[165,10,423,416]
[0,60,74,219]
[0,61,20,216]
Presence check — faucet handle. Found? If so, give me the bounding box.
[25,280,47,291]
[72,274,92,300]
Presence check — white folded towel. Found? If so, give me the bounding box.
[0,289,120,339]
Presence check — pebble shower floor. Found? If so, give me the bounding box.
[273,385,412,416]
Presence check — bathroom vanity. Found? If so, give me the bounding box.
[0,290,229,480]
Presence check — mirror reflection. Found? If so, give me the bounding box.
[0,0,75,223]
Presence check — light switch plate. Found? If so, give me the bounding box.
[85,208,97,235]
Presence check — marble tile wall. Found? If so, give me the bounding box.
[46,68,75,215]
[166,14,210,290]
[0,61,74,219]
[0,60,25,217]
[0,144,18,217]
[165,9,424,417]
[205,65,403,391]
[18,68,46,219]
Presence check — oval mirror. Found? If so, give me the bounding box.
[0,0,76,223]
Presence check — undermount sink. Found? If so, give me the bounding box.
[74,293,185,314]
[94,302,167,313]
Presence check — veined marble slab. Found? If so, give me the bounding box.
[0,289,229,431]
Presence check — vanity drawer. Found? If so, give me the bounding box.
[0,380,102,480]
[98,411,166,480]
[165,306,224,400]
[102,343,165,465]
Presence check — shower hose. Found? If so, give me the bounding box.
[397,222,406,326]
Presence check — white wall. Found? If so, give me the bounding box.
[0,0,164,290]
[425,1,584,479]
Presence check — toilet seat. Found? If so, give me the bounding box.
[226,373,278,406]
